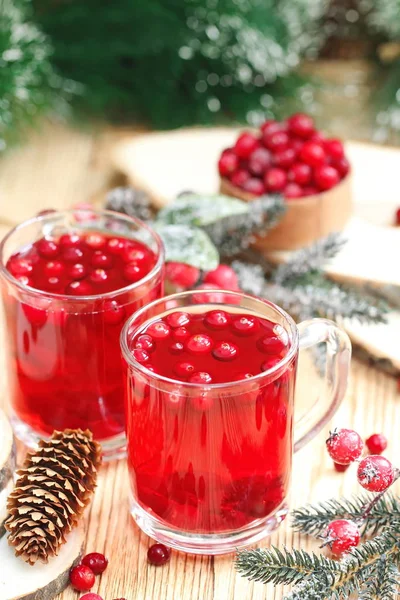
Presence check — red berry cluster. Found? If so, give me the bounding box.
[323,427,398,557]
[218,114,350,199]
[69,552,108,592]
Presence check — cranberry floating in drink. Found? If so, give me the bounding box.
[0,209,164,459]
[121,290,351,554]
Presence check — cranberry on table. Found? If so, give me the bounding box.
[325,519,360,556]
[203,264,239,290]
[334,461,350,473]
[357,455,395,492]
[299,141,326,168]
[82,552,108,575]
[69,564,95,591]
[80,594,103,600]
[287,113,315,138]
[264,167,287,192]
[248,147,272,175]
[326,428,364,465]
[165,261,200,290]
[365,433,388,455]
[231,169,250,188]
[242,177,265,196]
[147,543,171,566]
[314,165,340,191]
[218,150,239,177]
[234,132,259,159]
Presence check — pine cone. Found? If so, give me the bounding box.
[5,429,102,565]
[105,186,153,221]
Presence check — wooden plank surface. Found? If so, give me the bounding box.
[0,122,399,600]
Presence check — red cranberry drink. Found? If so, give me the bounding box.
[0,209,164,459]
[121,290,351,554]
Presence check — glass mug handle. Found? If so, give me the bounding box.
[294,318,352,452]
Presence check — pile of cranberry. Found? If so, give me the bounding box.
[218,113,350,199]
[323,428,397,556]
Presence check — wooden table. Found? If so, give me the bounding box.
[0,121,399,600]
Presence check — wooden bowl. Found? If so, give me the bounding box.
[220,174,353,251]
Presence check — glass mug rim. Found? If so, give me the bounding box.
[0,208,165,302]
[120,289,299,390]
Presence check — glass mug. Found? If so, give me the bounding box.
[121,290,351,554]
[0,209,164,460]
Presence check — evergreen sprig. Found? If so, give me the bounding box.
[292,493,400,537]
[236,525,400,600]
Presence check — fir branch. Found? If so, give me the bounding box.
[272,233,346,287]
[361,556,400,600]
[292,493,400,538]
[235,546,340,586]
[231,260,267,297]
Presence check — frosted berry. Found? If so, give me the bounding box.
[189,371,213,383]
[147,543,171,566]
[357,455,395,492]
[174,361,195,378]
[90,269,109,284]
[103,300,125,325]
[203,264,238,290]
[69,564,95,591]
[68,263,87,280]
[287,113,314,138]
[334,462,349,473]
[82,552,108,575]
[166,311,190,328]
[242,177,265,196]
[273,148,296,170]
[288,163,312,186]
[62,247,84,263]
[248,147,272,175]
[234,132,259,159]
[165,262,200,290]
[231,169,250,188]
[213,341,238,361]
[324,138,344,160]
[264,131,289,152]
[366,433,388,455]
[123,262,146,282]
[326,428,364,465]
[231,315,260,336]
[187,333,213,354]
[299,141,326,168]
[218,151,239,177]
[284,183,303,199]
[333,156,350,178]
[146,321,171,339]
[135,334,154,351]
[79,594,103,600]
[325,519,360,556]
[314,165,340,191]
[37,239,59,259]
[204,310,231,329]
[264,168,287,192]
[91,251,113,269]
[132,348,150,364]
[66,280,93,295]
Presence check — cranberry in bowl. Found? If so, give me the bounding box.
[121,289,351,554]
[0,209,164,460]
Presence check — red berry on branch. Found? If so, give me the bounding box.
[288,162,312,186]
[147,543,172,566]
[248,147,272,176]
[165,262,200,290]
[357,455,395,492]
[69,565,95,591]
[203,264,239,290]
[264,167,287,192]
[299,141,326,168]
[314,165,340,191]
[242,177,265,196]
[334,461,350,473]
[326,428,364,465]
[231,169,250,188]
[82,552,108,575]
[324,519,360,556]
[324,138,345,160]
[218,151,239,177]
[365,433,388,455]
[287,113,315,138]
[234,132,259,159]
